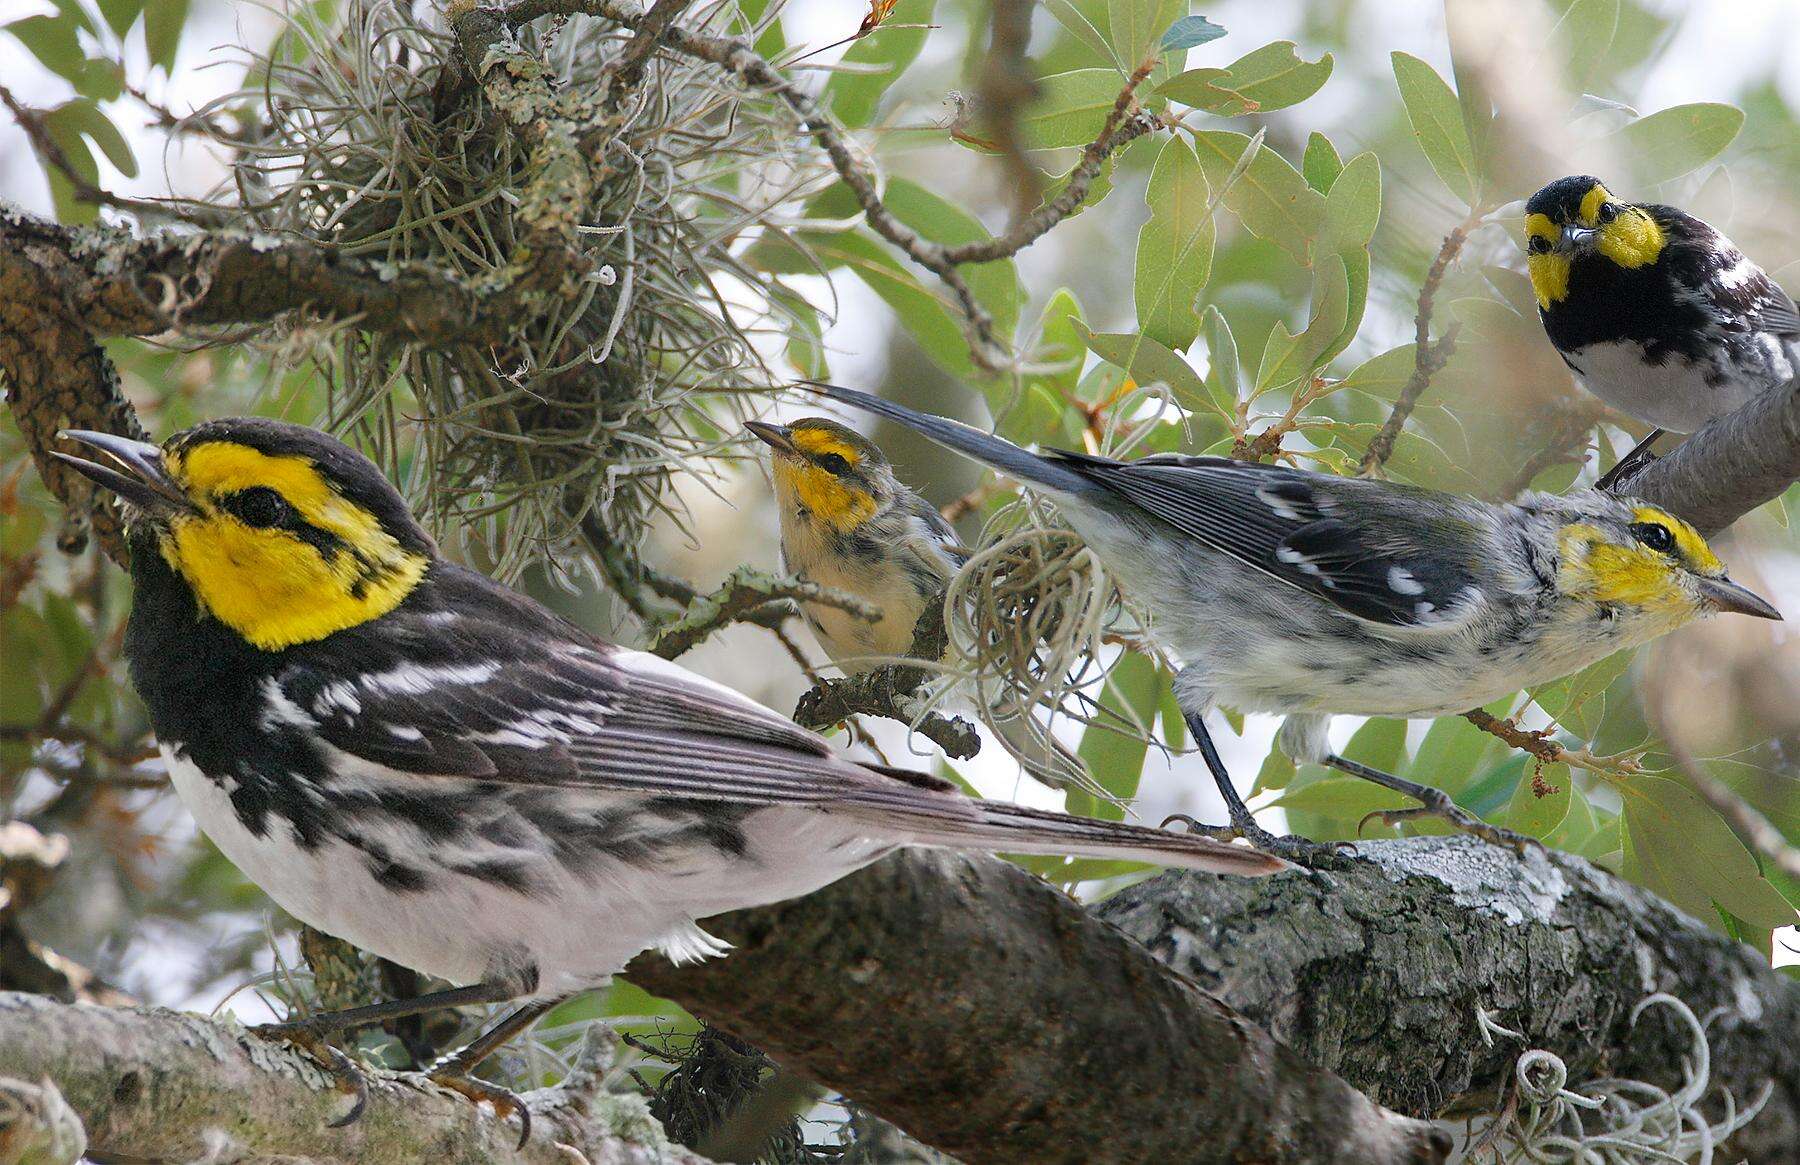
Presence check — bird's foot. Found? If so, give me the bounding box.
[250,1020,370,1127]
[425,1060,532,1149]
[1359,794,1533,854]
[1162,813,1355,868]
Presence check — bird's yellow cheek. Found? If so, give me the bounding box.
[774,461,877,533]
[1557,528,1694,618]
[165,518,426,650]
[1597,210,1665,269]
[1528,251,1571,308]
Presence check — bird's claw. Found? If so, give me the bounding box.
[426,1065,533,1150]
[1163,813,1355,868]
[250,1020,370,1127]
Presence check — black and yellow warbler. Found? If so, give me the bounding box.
[1524,175,1799,486]
[52,419,1284,1141]
[747,416,1085,786]
[805,381,1782,861]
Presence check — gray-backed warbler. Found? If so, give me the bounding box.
[804,380,1782,861]
[746,416,1085,786]
[1524,175,1799,488]
[51,419,1283,1142]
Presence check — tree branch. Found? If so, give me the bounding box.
[1096,836,1800,1161]
[628,848,1452,1165]
[0,994,706,1165]
[650,565,879,660]
[1615,372,1800,535]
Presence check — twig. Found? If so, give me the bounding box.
[939,478,1010,523]
[497,1,1164,372]
[1460,708,1642,777]
[650,565,879,660]
[1359,213,1482,476]
[607,0,693,99]
[975,0,1043,216]
[791,594,981,759]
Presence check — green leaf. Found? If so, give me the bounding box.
[806,230,977,378]
[1302,131,1342,193]
[1158,41,1331,116]
[50,100,138,178]
[1188,129,1324,266]
[1503,760,1572,839]
[1391,51,1480,206]
[1253,320,1303,395]
[1135,135,1215,351]
[96,0,141,37]
[1007,69,1128,151]
[1621,776,1798,931]
[1076,324,1216,420]
[1199,305,1240,415]
[823,0,937,129]
[1108,0,1184,68]
[1044,0,1116,68]
[1250,746,1295,794]
[1610,103,1745,186]
[1039,152,1117,221]
[1343,717,1408,772]
[74,57,126,102]
[1160,14,1225,52]
[884,179,1023,339]
[5,14,84,80]
[1030,288,1088,404]
[1070,651,1161,819]
[1268,776,1412,817]
[1552,0,1619,93]
[1528,649,1631,739]
[1320,151,1381,254]
[144,0,187,72]
[1335,344,1418,401]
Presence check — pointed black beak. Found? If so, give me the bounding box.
[51,430,193,517]
[1697,576,1782,621]
[1558,224,1599,254]
[745,420,799,457]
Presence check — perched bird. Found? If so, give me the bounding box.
[746,416,1084,786]
[52,419,1283,1141]
[805,381,1782,860]
[1524,175,1799,487]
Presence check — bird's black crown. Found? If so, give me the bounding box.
[1526,175,1605,221]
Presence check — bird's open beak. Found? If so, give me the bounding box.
[745,420,799,457]
[1558,225,1599,254]
[51,430,193,517]
[1697,576,1782,621]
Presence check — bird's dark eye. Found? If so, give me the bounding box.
[1527,236,1552,254]
[223,486,292,528]
[1596,202,1619,224]
[818,453,851,475]
[1630,521,1676,554]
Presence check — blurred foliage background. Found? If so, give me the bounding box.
[2,0,1798,1154]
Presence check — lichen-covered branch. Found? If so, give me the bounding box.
[1460,708,1641,777]
[1096,836,1800,1161]
[0,993,706,1165]
[650,565,879,660]
[790,594,982,759]
[1619,372,1800,535]
[628,848,1453,1165]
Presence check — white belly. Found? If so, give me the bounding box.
[164,746,891,996]
[1566,341,1755,432]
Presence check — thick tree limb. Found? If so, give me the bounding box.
[1616,373,1800,535]
[1096,836,1800,1162]
[627,848,1452,1165]
[0,993,706,1165]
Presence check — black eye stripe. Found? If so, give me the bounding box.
[221,486,294,529]
[818,453,851,475]
[1528,236,1551,254]
[1629,521,1676,555]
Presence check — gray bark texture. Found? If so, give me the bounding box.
[1620,372,1800,535]
[1095,837,1800,1162]
[627,848,1452,1165]
[0,992,706,1165]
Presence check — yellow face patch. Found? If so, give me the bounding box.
[1524,212,1570,308]
[1554,507,1720,620]
[160,442,428,650]
[788,426,864,466]
[1580,184,1666,269]
[771,457,877,533]
[1630,506,1721,574]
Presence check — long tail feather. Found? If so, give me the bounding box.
[843,787,1288,877]
[798,379,1096,496]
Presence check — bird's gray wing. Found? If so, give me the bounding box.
[1049,450,1488,629]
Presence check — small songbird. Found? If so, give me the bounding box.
[806,381,1782,862]
[52,419,1283,1143]
[1524,175,1799,486]
[747,416,1085,786]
